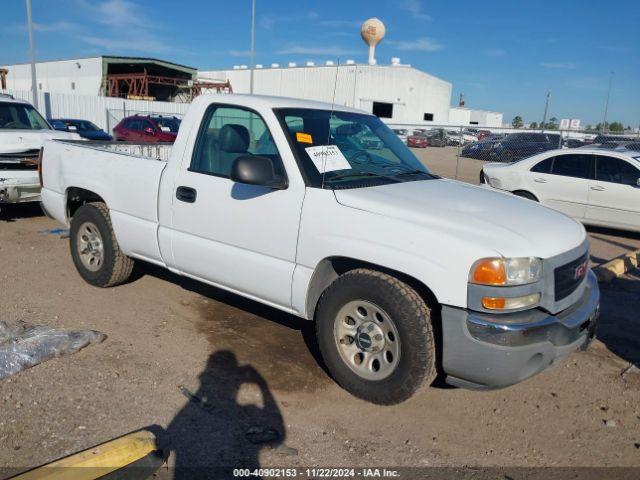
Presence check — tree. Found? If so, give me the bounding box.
[548,117,559,129]
[512,116,524,128]
[609,122,624,132]
[529,121,538,129]
[585,124,593,131]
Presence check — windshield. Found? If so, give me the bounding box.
[0,102,51,130]
[151,116,180,133]
[65,120,100,132]
[275,108,435,189]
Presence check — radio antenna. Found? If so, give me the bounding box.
[322,58,340,190]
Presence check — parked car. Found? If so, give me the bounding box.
[40,94,599,404]
[113,114,180,143]
[481,148,640,232]
[461,138,504,160]
[50,118,113,141]
[407,133,428,148]
[593,134,636,145]
[476,130,492,141]
[423,129,447,147]
[391,128,408,144]
[0,94,80,205]
[488,132,562,162]
[563,138,587,149]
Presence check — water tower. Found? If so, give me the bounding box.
[360,18,386,66]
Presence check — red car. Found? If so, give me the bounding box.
[113,115,180,143]
[407,134,428,148]
[477,130,492,141]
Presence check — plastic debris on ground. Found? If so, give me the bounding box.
[0,321,106,380]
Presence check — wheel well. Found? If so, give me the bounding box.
[66,187,105,219]
[305,256,444,378]
[512,190,539,202]
[306,257,440,320]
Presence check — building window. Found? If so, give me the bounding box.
[71,82,75,90]
[470,121,479,125]
[372,102,393,119]
[423,113,434,121]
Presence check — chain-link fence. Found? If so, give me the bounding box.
[386,123,640,180]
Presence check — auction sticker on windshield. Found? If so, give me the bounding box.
[305,145,351,173]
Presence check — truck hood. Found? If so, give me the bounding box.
[0,130,81,154]
[333,178,586,259]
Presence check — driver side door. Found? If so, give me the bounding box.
[168,104,306,310]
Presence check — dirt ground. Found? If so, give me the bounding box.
[0,158,639,477]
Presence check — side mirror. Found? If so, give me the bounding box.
[144,127,155,135]
[230,155,287,190]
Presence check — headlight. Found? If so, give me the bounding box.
[470,257,542,286]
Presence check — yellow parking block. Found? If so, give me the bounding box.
[11,430,159,480]
[594,249,640,283]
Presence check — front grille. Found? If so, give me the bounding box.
[554,252,589,301]
[0,150,39,170]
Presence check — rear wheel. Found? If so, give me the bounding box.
[70,202,134,287]
[315,269,436,405]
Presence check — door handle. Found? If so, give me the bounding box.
[590,185,605,191]
[176,186,197,203]
[534,178,547,183]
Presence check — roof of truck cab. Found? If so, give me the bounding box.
[192,93,369,115]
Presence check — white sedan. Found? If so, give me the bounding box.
[481,147,640,232]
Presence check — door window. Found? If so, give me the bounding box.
[550,154,591,179]
[596,156,640,186]
[190,105,281,178]
[530,157,553,173]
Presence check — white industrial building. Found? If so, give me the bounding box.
[199,61,503,128]
[1,56,196,101]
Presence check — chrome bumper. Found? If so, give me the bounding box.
[441,270,599,390]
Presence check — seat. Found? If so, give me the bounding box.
[215,124,250,176]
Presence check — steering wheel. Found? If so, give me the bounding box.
[349,150,372,164]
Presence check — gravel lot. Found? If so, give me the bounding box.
[0,152,639,476]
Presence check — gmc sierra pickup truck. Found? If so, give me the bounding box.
[40,94,599,404]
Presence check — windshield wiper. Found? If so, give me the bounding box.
[392,169,438,179]
[327,171,399,182]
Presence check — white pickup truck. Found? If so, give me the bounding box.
[0,94,79,204]
[40,94,599,404]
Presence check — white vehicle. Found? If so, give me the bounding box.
[41,94,599,404]
[481,147,640,233]
[391,128,408,144]
[0,94,81,204]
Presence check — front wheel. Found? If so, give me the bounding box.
[315,269,436,405]
[70,202,135,287]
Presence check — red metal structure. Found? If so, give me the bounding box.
[107,69,232,100]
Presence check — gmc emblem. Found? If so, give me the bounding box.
[574,260,588,280]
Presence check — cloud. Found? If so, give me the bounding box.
[405,0,432,21]
[484,48,506,57]
[260,11,318,30]
[95,0,148,29]
[540,62,577,69]
[317,19,361,29]
[228,50,252,57]
[387,37,443,52]
[276,45,360,57]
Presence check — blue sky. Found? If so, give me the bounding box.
[1,0,639,126]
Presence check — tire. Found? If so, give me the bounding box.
[513,190,538,202]
[315,269,436,405]
[69,202,134,287]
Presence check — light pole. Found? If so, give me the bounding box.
[540,90,550,130]
[25,0,38,109]
[601,71,614,133]
[249,0,256,95]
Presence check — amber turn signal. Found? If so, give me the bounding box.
[471,259,507,286]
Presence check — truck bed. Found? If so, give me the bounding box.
[57,140,173,162]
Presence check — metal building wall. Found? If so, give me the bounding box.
[199,64,451,125]
[1,57,103,96]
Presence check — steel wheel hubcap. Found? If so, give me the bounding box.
[333,300,401,381]
[77,222,104,272]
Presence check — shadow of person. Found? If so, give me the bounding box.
[164,351,285,479]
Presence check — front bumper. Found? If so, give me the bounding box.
[441,270,599,389]
[0,179,41,204]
